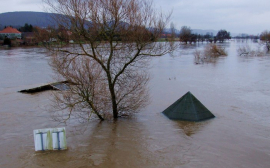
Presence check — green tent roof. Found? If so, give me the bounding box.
[162,91,215,121]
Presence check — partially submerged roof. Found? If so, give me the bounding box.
[162,91,215,121]
[19,81,70,94]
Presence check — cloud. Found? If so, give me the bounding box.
[1,0,43,13]
[0,0,269,34]
[156,0,270,34]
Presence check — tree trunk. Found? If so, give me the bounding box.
[107,72,118,119]
[96,112,105,121]
[112,99,118,119]
[109,83,118,119]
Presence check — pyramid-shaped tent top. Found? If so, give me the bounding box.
[162,91,215,121]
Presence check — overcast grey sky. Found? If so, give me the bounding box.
[1,0,269,35]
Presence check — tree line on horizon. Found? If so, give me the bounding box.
[0,23,34,32]
[1,22,269,50]
[177,26,231,44]
[0,21,266,46]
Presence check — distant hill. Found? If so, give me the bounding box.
[192,29,218,36]
[0,11,57,29]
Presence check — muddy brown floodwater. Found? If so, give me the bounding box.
[1,41,270,168]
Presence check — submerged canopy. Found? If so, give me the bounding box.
[162,91,215,121]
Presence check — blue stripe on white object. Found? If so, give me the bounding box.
[33,127,67,151]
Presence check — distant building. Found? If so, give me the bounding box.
[22,32,37,45]
[0,27,22,39]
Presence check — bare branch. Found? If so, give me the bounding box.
[41,0,176,121]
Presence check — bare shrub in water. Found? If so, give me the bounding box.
[204,44,227,57]
[194,50,204,64]
[237,45,264,57]
[260,30,270,51]
[194,44,227,64]
[237,45,252,56]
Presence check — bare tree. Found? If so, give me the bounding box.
[216,29,231,43]
[260,30,270,51]
[41,0,175,121]
[194,44,227,64]
[179,26,192,44]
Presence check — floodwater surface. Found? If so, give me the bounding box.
[1,41,270,168]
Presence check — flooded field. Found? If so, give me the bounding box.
[1,41,270,168]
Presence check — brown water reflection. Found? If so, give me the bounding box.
[1,42,270,167]
[176,121,206,137]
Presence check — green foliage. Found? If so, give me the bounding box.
[19,23,33,32]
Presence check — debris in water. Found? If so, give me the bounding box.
[19,81,70,93]
[33,127,67,151]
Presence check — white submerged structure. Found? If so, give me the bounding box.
[33,127,67,151]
